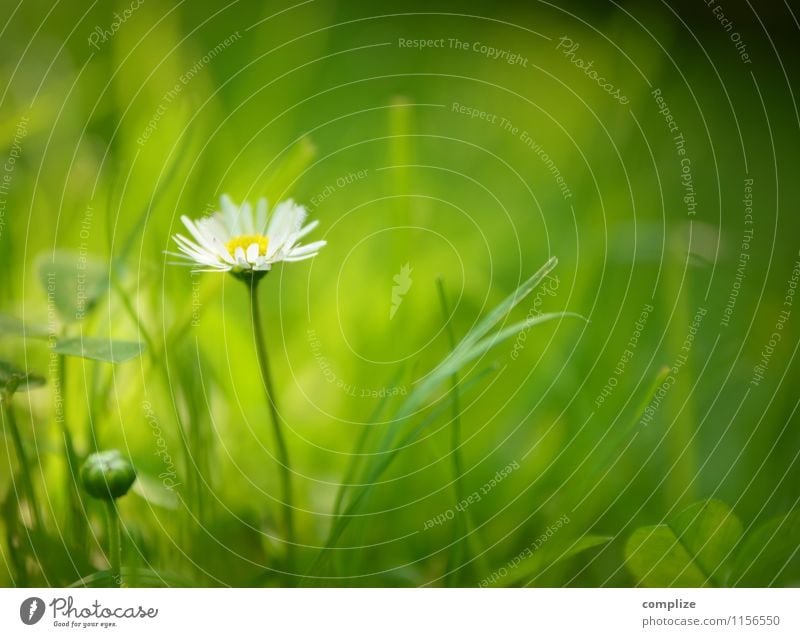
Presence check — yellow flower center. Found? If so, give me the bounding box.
[225,234,269,258]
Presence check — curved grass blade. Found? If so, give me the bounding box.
[436,276,470,585]
[303,366,497,582]
[401,311,583,422]
[332,364,407,518]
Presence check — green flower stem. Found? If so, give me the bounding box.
[248,277,295,564]
[57,353,83,540]
[1,391,43,531]
[436,278,469,584]
[105,500,122,586]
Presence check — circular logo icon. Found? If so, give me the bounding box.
[20,597,45,625]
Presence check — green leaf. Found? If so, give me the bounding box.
[131,473,179,510]
[732,510,800,586]
[38,251,108,322]
[0,360,46,394]
[54,337,145,363]
[0,314,50,339]
[484,534,613,587]
[625,499,743,587]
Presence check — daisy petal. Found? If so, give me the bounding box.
[255,198,268,233]
[294,219,319,241]
[288,240,327,257]
[246,243,260,263]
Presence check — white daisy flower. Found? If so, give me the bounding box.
[169,195,326,274]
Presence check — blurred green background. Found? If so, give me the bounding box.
[1,0,799,587]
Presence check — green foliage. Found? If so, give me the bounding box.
[53,337,145,364]
[0,0,798,589]
[396,257,578,420]
[37,251,108,323]
[131,473,179,510]
[0,360,45,394]
[732,511,800,587]
[485,535,613,587]
[625,499,799,587]
[307,259,583,579]
[0,314,49,339]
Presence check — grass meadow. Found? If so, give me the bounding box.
[0,1,798,587]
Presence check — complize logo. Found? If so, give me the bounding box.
[20,597,45,625]
[19,596,158,629]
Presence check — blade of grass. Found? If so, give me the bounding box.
[303,366,497,583]
[306,259,577,580]
[2,481,29,585]
[662,265,698,508]
[570,365,671,506]
[397,258,561,421]
[330,366,406,577]
[112,127,197,265]
[265,136,317,198]
[332,364,407,518]
[55,353,85,549]
[436,276,470,585]
[1,393,43,531]
[389,96,411,223]
[453,257,559,358]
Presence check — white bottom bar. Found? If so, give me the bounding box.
[2,588,796,636]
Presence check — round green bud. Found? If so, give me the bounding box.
[80,450,136,501]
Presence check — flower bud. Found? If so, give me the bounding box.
[80,450,136,501]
